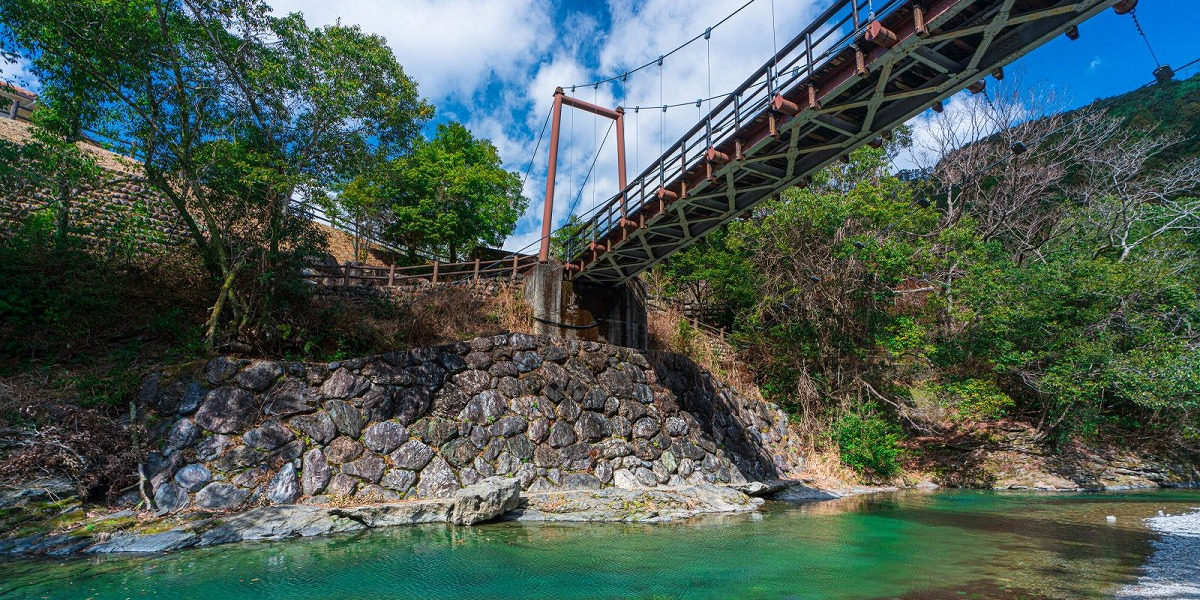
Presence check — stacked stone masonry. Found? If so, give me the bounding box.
[0,117,190,253]
[141,334,795,514]
[0,173,190,254]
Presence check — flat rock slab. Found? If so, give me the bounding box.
[508,484,763,523]
[198,505,364,546]
[86,530,199,554]
[7,483,776,555]
[332,501,453,528]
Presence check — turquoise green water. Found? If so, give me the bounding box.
[2,490,1197,600]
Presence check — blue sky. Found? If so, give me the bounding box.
[4,1,1195,252]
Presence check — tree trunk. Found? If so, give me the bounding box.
[205,265,239,351]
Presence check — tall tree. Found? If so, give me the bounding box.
[0,0,432,349]
[385,122,527,262]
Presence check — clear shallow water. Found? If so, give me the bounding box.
[2,490,1197,600]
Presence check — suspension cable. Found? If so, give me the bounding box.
[567,120,616,216]
[592,85,599,213]
[567,99,575,216]
[519,104,553,190]
[1129,8,1161,68]
[561,0,760,90]
[659,59,665,157]
[706,27,713,114]
[770,0,780,82]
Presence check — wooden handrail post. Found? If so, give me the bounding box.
[431,261,439,285]
[387,264,396,287]
[511,255,519,280]
[473,258,480,283]
[343,261,351,286]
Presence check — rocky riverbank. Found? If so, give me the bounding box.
[134,334,799,516]
[907,421,1200,492]
[0,478,853,556]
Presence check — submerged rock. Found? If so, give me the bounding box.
[199,505,365,546]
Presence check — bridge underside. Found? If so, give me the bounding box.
[570,0,1120,286]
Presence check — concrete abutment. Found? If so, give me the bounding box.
[523,260,647,349]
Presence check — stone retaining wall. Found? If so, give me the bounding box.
[140,334,796,514]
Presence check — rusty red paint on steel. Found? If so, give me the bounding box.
[538,89,565,263]
[539,87,630,262]
[561,94,623,120]
[579,0,968,267]
[737,0,963,163]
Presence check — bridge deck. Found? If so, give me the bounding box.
[565,0,1119,286]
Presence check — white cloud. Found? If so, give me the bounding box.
[272,0,826,252]
[0,56,40,93]
[270,0,553,101]
[498,0,823,250]
[1086,56,1102,75]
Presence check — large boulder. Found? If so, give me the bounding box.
[290,411,337,445]
[173,464,212,492]
[264,380,320,417]
[416,456,461,499]
[195,387,259,434]
[153,482,189,515]
[327,400,363,439]
[449,477,521,525]
[390,440,434,471]
[362,421,408,454]
[235,361,283,392]
[243,419,295,451]
[195,483,251,511]
[266,464,301,504]
[301,448,331,496]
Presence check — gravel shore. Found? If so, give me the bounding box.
[1117,508,1200,599]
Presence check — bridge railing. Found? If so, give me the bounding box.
[565,0,904,265]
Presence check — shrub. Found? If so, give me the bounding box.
[834,407,904,478]
[934,378,1015,421]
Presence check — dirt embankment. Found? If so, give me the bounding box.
[905,420,1200,491]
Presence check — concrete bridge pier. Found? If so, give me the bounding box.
[523,261,647,349]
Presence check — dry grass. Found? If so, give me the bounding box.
[647,307,761,401]
[0,376,138,500]
[795,442,863,487]
[493,283,534,334]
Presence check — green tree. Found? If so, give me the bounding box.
[549,213,590,262]
[385,122,527,261]
[1,0,432,349]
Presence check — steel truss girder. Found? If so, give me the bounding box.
[571,0,1118,286]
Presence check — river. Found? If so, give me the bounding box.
[2,489,1197,599]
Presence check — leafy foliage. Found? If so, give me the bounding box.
[834,408,904,477]
[654,79,1200,452]
[0,0,433,350]
[383,122,527,262]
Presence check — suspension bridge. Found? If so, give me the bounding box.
[542,0,1136,286]
[303,0,1162,348]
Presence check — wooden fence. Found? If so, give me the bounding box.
[646,294,731,344]
[304,254,540,289]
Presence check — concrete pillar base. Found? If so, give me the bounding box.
[522,261,648,349]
